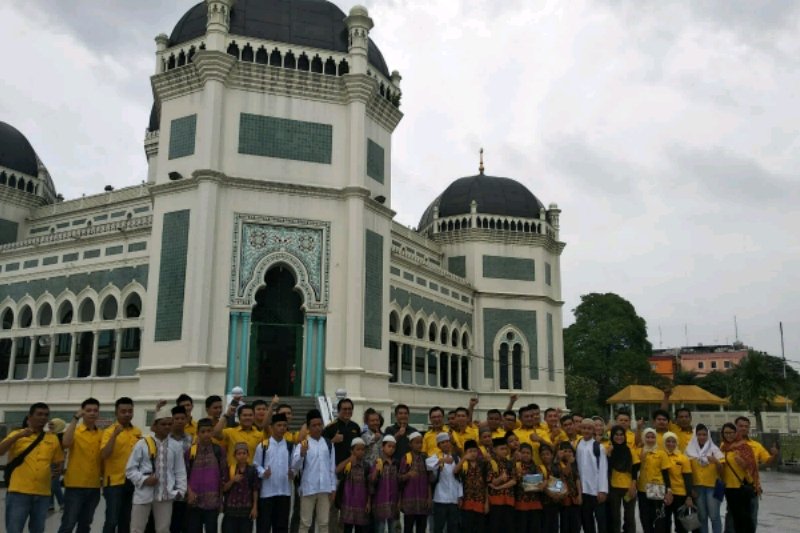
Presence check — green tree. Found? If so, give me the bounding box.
[729,351,780,432]
[697,371,733,401]
[674,370,699,386]
[564,293,654,413]
[565,374,601,416]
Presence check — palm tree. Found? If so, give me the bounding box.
[729,351,779,433]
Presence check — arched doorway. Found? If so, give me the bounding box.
[248,266,304,396]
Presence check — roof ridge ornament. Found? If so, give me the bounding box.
[479,147,484,174]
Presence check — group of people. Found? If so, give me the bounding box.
[0,390,779,533]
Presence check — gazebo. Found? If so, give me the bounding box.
[606,384,729,424]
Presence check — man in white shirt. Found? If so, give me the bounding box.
[126,408,187,533]
[425,432,462,533]
[576,419,608,533]
[292,409,336,533]
[256,412,298,533]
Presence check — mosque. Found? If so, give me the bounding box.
[0,0,566,426]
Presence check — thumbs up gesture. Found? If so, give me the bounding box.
[332,430,344,444]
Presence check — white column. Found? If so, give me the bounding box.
[113,329,123,377]
[89,330,99,377]
[67,333,77,378]
[26,336,35,380]
[46,335,56,378]
[7,338,17,380]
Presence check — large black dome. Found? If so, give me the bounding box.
[418,174,545,230]
[0,121,39,177]
[169,0,390,77]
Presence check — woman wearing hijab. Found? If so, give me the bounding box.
[605,425,639,533]
[685,424,723,533]
[719,423,758,533]
[663,432,696,533]
[637,428,672,533]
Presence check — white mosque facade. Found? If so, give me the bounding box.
[0,0,566,426]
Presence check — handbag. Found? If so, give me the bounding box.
[713,478,726,501]
[4,431,45,485]
[645,482,666,501]
[678,504,702,531]
[724,452,756,500]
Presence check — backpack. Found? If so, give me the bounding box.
[187,443,224,475]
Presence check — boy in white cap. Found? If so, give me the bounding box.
[399,432,431,533]
[371,435,400,533]
[126,408,187,533]
[425,433,462,533]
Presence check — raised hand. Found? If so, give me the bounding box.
[331,431,344,444]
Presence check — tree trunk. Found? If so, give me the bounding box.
[754,407,764,434]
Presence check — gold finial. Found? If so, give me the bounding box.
[479,147,484,174]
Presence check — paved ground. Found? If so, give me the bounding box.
[2,470,798,531]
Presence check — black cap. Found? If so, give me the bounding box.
[492,437,508,447]
[272,413,287,424]
[306,409,323,424]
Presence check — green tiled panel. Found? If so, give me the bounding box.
[106,245,124,256]
[416,277,427,287]
[111,211,126,218]
[482,255,535,281]
[42,256,58,266]
[390,266,401,276]
[483,308,538,379]
[447,256,466,277]
[403,272,414,281]
[128,242,147,253]
[390,286,472,328]
[30,227,49,235]
[72,219,86,226]
[367,139,385,184]
[0,219,18,245]
[84,249,101,259]
[23,259,39,269]
[154,210,190,342]
[440,287,450,296]
[238,113,332,164]
[5,263,19,272]
[545,262,552,286]
[94,214,108,222]
[57,222,69,229]
[0,265,149,302]
[429,282,439,291]
[168,115,197,160]
[363,230,384,349]
[62,253,79,262]
[134,206,150,213]
[547,313,555,381]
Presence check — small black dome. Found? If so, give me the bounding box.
[169,0,390,78]
[0,121,39,177]
[418,174,545,231]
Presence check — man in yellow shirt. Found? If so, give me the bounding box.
[177,393,197,438]
[486,409,506,439]
[513,405,541,462]
[101,396,142,533]
[423,406,449,456]
[667,408,694,451]
[732,415,779,531]
[0,402,65,533]
[59,398,103,533]
[450,407,478,452]
[214,402,263,465]
[560,414,581,449]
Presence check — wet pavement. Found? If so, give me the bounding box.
[1,470,797,531]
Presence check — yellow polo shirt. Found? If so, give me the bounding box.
[3,430,64,496]
[491,427,507,439]
[665,451,692,496]
[668,423,693,452]
[451,425,479,451]
[606,444,641,490]
[721,450,750,489]
[423,427,449,456]
[101,423,142,487]
[184,419,198,438]
[64,424,102,488]
[747,439,772,465]
[637,449,671,492]
[690,456,720,488]
[221,425,263,465]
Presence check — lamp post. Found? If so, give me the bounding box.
[780,322,791,433]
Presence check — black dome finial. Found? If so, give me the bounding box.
[479,147,484,174]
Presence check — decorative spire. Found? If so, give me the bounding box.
[479,147,484,174]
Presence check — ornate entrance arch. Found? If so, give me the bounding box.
[227,215,331,396]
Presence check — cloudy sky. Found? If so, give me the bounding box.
[1,1,798,367]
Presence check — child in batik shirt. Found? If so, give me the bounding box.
[338,438,371,533]
[398,432,431,533]
[459,440,489,533]
[221,442,260,533]
[553,441,581,533]
[487,437,516,531]
[371,435,400,533]
[515,443,545,533]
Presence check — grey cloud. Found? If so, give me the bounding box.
[544,135,643,197]
[666,145,799,205]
